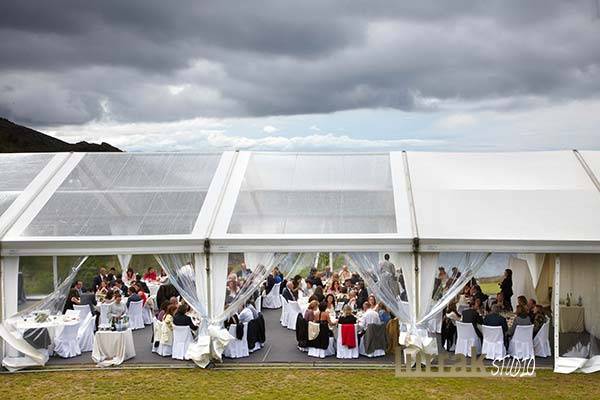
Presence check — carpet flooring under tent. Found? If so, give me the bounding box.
[44,308,554,368]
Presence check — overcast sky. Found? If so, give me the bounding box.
[2,1,600,151]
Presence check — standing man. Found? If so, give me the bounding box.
[92,267,108,292]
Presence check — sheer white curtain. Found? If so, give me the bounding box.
[557,254,600,374]
[155,252,287,367]
[0,256,88,371]
[517,253,546,289]
[418,252,490,326]
[117,254,132,272]
[347,252,413,324]
[509,256,536,310]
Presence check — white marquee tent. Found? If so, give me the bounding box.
[2,150,600,372]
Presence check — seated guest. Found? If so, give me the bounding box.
[63,288,81,313]
[367,294,377,309]
[92,267,108,292]
[517,295,528,309]
[238,301,255,324]
[359,302,380,329]
[350,272,361,285]
[378,303,391,324]
[508,304,532,337]
[282,281,296,302]
[226,279,239,305]
[327,279,341,294]
[356,281,369,308]
[173,304,198,331]
[313,286,325,303]
[159,268,168,283]
[339,265,352,283]
[473,298,484,316]
[123,268,136,285]
[96,280,109,297]
[324,294,336,314]
[483,304,509,348]
[113,279,128,297]
[102,290,114,305]
[527,298,537,320]
[135,274,150,293]
[156,279,179,308]
[304,300,319,322]
[314,301,331,325]
[338,304,357,325]
[345,290,358,310]
[237,262,253,280]
[266,268,281,294]
[461,302,484,339]
[302,279,314,297]
[532,305,546,336]
[470,284,488,305]
[143,267,158,282]
[161,304,177,344]
[73,280,84,296]
[107,267,118,282]
[126,286,142,307]
[156,300,170,321]
[108,293,127,321]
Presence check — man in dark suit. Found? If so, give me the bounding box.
[356,281,368,308]
[126,286,141,308]
[92,267,108,292]
[461,303,484,339]
[483,304,509,348]
[282,281,296,302]
[156,280,179,308]
[173,304,198,331]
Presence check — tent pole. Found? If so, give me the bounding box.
[413,237,420,326]
[204,239,211,319]
[553,254,561,372]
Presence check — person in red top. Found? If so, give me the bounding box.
[143,267,158,282]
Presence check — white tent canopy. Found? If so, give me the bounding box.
[1,150,600,255]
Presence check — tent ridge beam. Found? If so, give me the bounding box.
[402,151,419,238]
[573,149,600,195]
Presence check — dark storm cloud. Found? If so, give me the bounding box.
[0,0,599,125]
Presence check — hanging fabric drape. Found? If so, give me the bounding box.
[517,253,546,289]
[347,252,413,325]
[418,252,490,325]
[155,252,287,368]
[279,253,318,280]
[117,254,132,272]
[509,256,536,310]
[0,256,88,371]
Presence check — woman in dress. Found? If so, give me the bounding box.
[123,268,136,285]
[304,300,318,322]
[499,268,514,311]
[63,288,80,313]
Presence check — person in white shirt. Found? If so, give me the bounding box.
[358,301,380,330]
[238,302,255,323]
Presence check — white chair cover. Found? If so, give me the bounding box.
[509,325,535,360]
[455,321,482,357]
[142,304,154,325]
[285,301,302,330]
[77,312,95,353]
[358,324,387,358]
[65,309,79,318]
[99,303,111,328]
[279,295,288,326]
[336,324,359,359]
[308,337,336,358]
[533,321,551,358]
[223,323,250,358]
[152,319,172,356]
[53,322,82,358]
[255,296,262,313]
[262,282,282,309]
[73,304,91,321]
[128,300,145,330]
[481,325,506,360]
[172,325,193,360]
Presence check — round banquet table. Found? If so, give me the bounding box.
[92,329,136,367]
[14,315,80,347]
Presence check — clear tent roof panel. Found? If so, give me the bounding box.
[409,151,600,241]
[21,153,221,237]
[0,153,54,217]
[227,153,399,234]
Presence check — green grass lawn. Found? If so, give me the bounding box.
[1,368,599,400]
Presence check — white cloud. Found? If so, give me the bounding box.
[262,125,279,134]
[435,113,478,130]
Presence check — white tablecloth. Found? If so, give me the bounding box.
[92,329,136,367]
[560,306,585,333]
[15,315,79,344]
